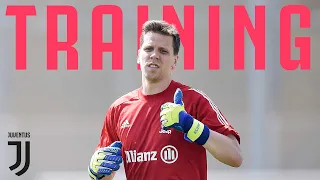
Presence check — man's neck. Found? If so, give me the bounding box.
[141,78,172,95]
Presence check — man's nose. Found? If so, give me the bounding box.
[150,52,160,60]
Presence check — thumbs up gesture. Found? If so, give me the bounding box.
[173,87,184,106]
[160,88,193,133]
[160,88,210,145]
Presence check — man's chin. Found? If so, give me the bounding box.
[144,75,161,83]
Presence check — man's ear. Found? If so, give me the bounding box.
[137,49,141,64]
[174,55,178,66]
[172,55,179,69]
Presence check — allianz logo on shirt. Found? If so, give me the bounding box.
[124,145,178,164]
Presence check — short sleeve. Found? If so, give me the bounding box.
[96,106,119,150]
[193,90,240,144]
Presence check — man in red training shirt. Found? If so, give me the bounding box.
[88,20,243,180]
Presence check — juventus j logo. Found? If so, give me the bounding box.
[8,141,30,176]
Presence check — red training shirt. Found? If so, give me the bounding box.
[96,80,240,180]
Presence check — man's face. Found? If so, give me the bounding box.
[138,32,178,83]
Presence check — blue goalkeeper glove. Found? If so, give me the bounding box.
[88,141,123,180]
[160,88,210,145]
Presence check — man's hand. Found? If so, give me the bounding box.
[88,141,123,180]
[160,88,210,145]
[161,89,243,167]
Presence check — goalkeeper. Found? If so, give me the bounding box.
[88,20,243,180]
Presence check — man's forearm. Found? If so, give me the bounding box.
[101,172,116,180]
[102,176,113,180]
[203,130,243,167]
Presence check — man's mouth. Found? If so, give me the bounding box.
[147,63,160,68]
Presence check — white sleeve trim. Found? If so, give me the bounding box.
[189,88,229,126]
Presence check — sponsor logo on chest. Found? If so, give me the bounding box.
[159,129,171,134]
[124,145,178,164]
[125,150,157,163]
